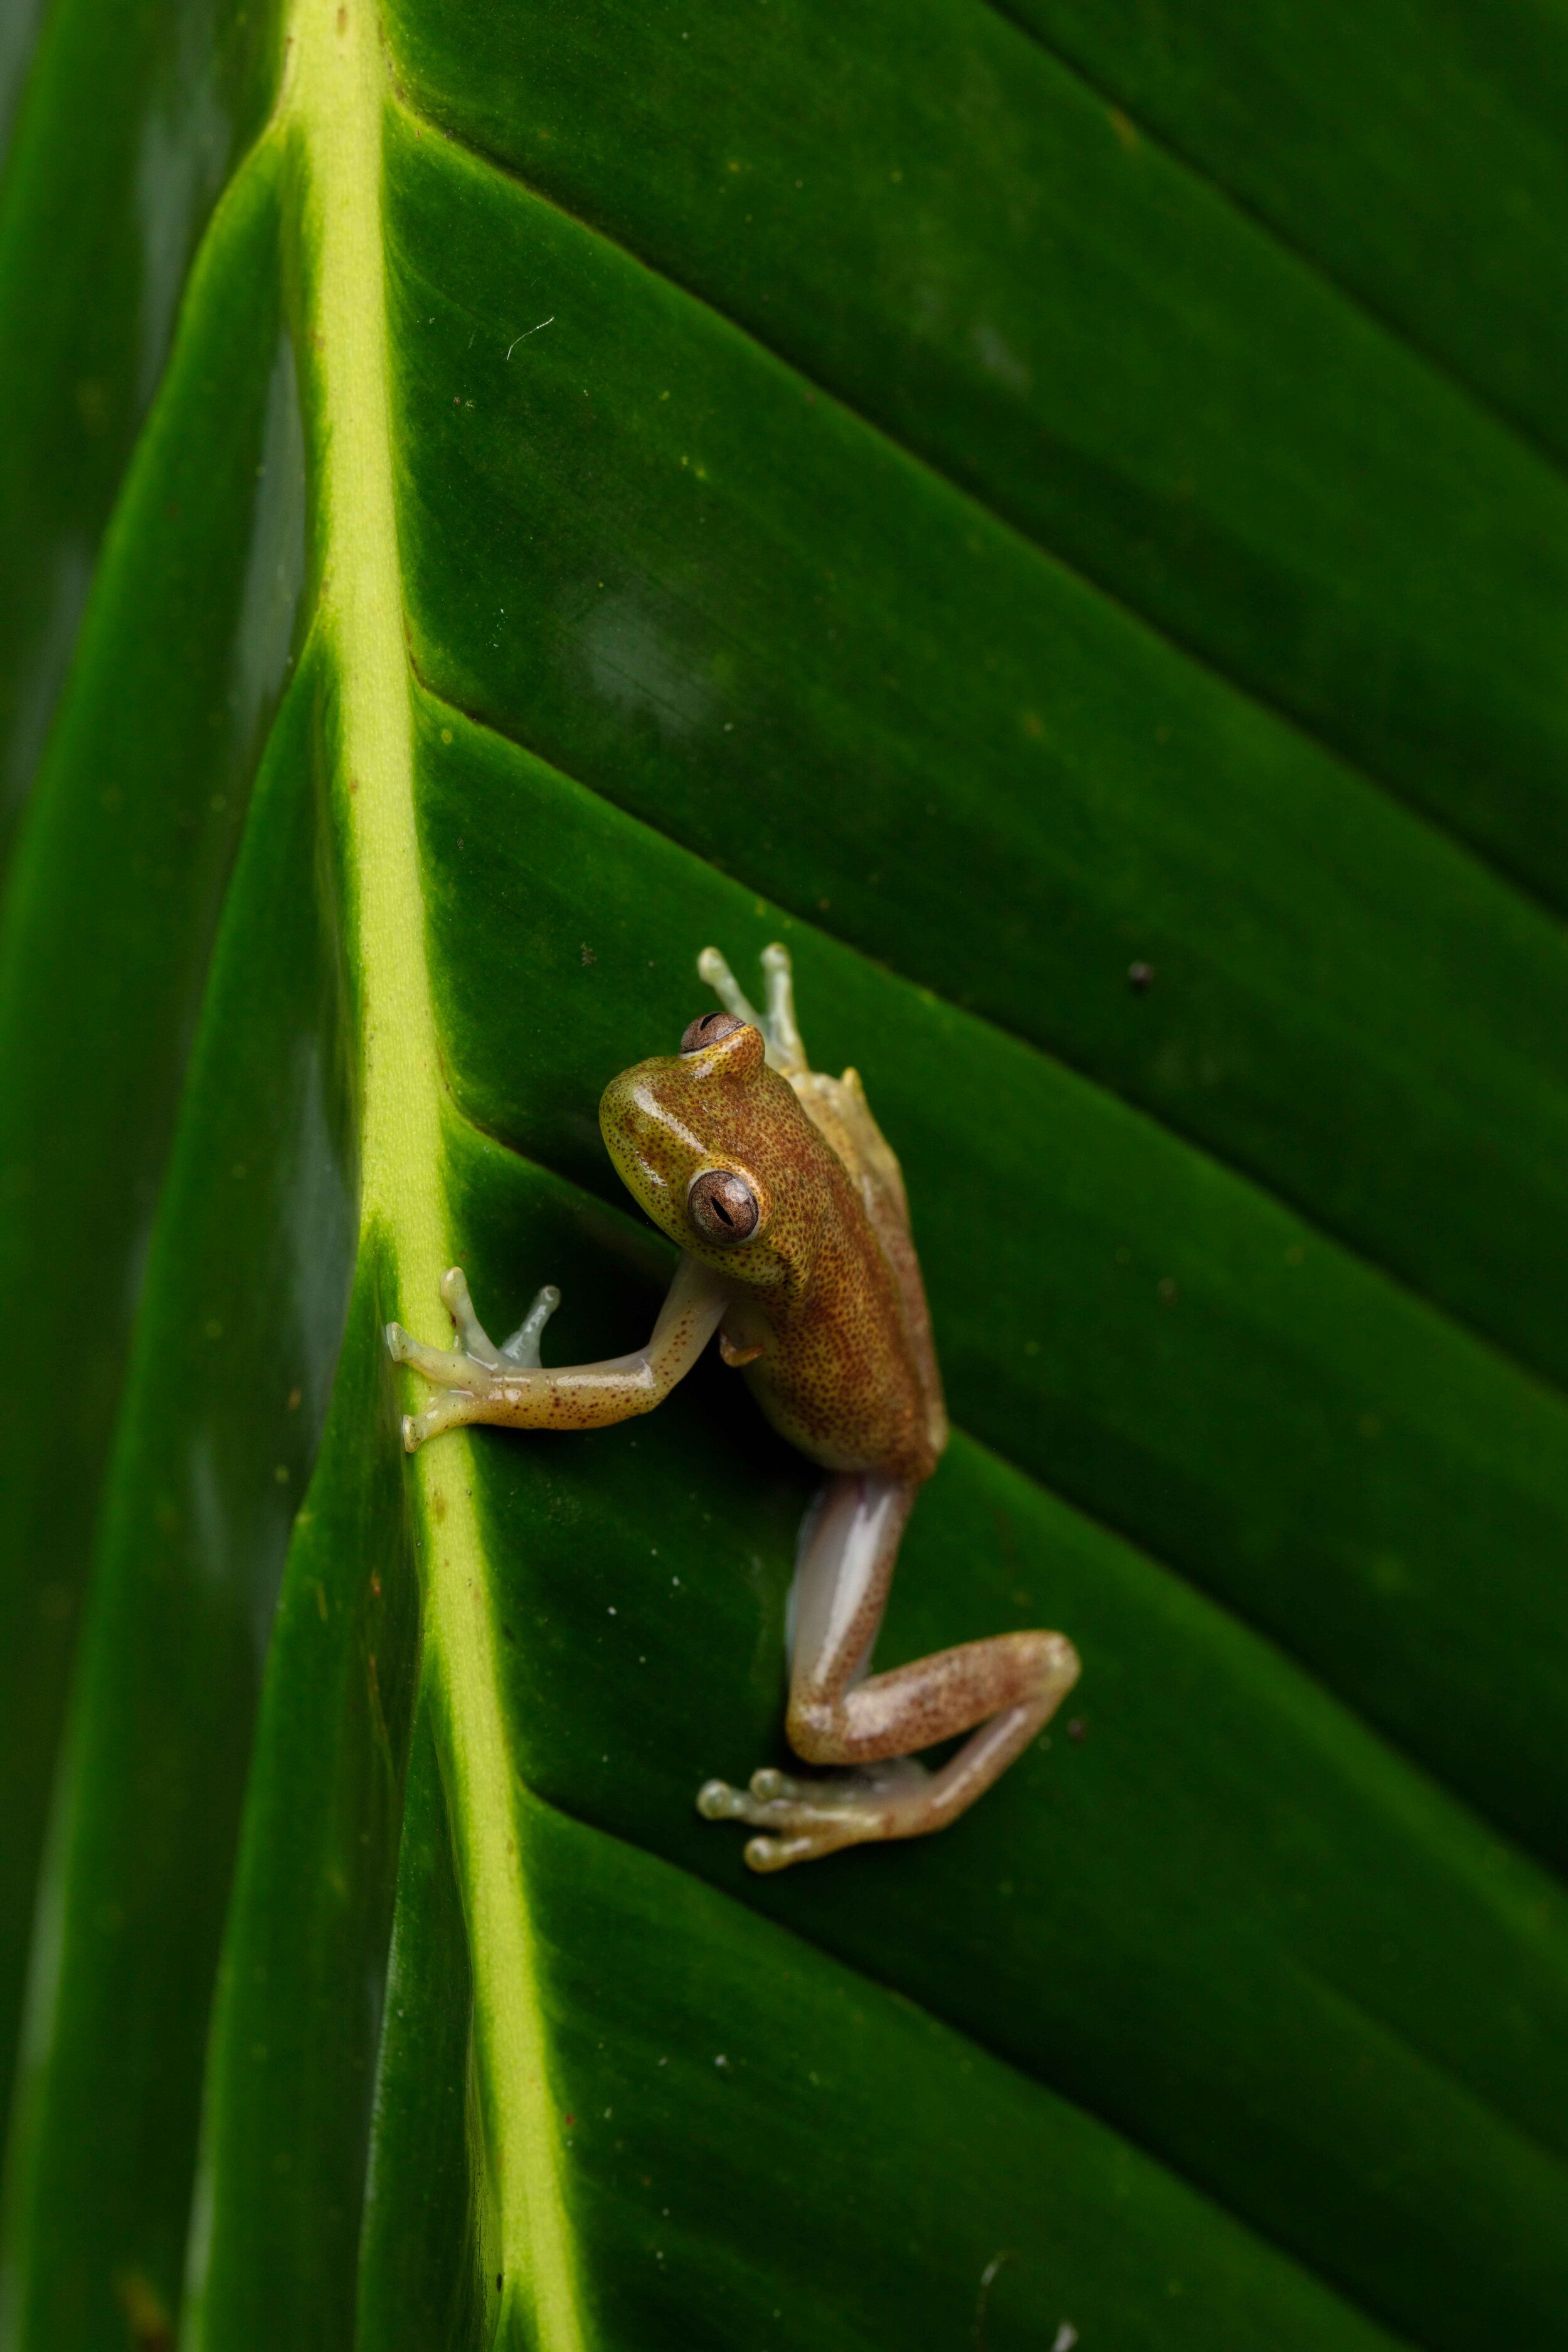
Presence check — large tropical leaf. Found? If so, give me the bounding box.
[3,1,1568,2344]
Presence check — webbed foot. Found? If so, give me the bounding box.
[697,1758,931,1871]
[386,1268,559,1451]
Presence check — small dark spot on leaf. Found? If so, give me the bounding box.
[1128,961,1153,992]
[116,2272,172,2352]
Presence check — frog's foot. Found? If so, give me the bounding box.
[386,1268,559,1451]
[697,941,807,1078]
[696,1757,931,1872]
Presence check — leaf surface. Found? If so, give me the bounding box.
[2,3,1567,2348]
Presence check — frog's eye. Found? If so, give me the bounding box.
[681,1010,747,1054]
[687,1167,761,1244]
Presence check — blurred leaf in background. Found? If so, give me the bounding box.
[3,1,1568,2346]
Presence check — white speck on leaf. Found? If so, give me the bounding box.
[506,316,554,358]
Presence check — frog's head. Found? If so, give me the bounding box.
[599,1012,822,1290]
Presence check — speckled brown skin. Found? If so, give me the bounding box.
[388,945,1079,1869]
[600,1020,942,1483]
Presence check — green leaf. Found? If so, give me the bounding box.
[3,1,1568,2347]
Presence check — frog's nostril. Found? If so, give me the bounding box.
[681,1010,747,1054]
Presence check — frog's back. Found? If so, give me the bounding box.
[684,941,947,1480]
[785,1064,948,1471]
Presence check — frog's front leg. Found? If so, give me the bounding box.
[699,1472,1079,1870]
[387,1252,729,1451]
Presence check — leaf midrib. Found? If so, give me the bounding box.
[243,8,586,2348]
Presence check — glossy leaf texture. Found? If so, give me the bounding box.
[4,2,1568,2348]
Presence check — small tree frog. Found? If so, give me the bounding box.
[387,944,1079,1869]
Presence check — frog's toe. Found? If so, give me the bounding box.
[739,1813,864,1869]
[696,1777,748,1821]
[386,1321,487,1390]
[400,1391,482,1451]
[498,1284,561,1369]
[440,1267,503,1367]
[695,1772,869,1868]
[696,1772,812,1826]
[743,1830,839,1873]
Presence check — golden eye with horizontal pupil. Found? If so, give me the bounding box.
[687,1168,760,1244]
[680,1010,747,1054]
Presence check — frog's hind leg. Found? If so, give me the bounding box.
[759,941,808,1074]
[696,946,763,1030]
[697,1471,1079,1870]
[697,941,808,1077]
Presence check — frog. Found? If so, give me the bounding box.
[386,942,1079,1870]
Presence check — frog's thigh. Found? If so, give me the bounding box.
[785,1470,911,1694]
